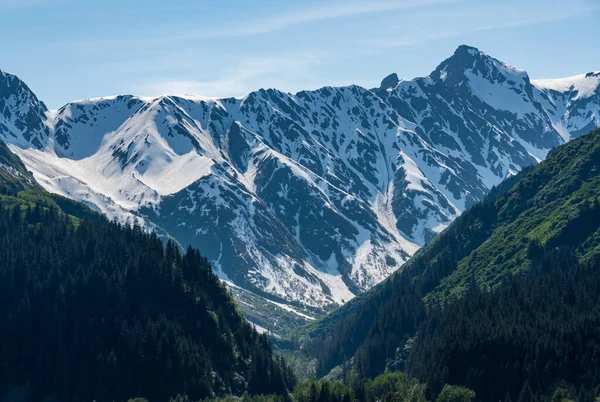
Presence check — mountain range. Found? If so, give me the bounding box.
[1,45,599,331]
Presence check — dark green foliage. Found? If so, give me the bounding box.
[291,372,428,402]
[518,382,536,402]
[407,247,600,401]
[0,166,295,401]
[435,385,475,402]
[300,127,600,391]
[165,372,430,402]
[551,388,575,402]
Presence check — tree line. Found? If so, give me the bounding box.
[0,202,295,401]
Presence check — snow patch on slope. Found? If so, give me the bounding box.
[533,72,600,100]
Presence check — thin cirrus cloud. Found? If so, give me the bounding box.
[135,0,591,99]
[124,0,462,97]
[363,2,598,50]
[138,52,329,99]
[65,0,461,49]
[31,0,596,107]
[184,0,462,39]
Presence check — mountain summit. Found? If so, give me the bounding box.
[1,46,599,330]
[0,70,49,149]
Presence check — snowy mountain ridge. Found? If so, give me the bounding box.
[1,46,599,326]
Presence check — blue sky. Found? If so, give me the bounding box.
[1,0,599,109]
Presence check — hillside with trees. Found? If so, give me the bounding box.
[298,127,600,400]
[0,140,294,402]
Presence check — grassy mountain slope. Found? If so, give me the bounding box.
[298,127,600,380]
[428,128,600,304]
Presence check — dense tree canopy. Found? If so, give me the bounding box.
[408,246,600,401]
[0,200,294,402]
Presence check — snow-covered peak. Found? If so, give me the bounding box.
[0,70,50,149]
[53,95,145,159]
[65,93,226,107]
[532,71,600,100]
[532,71,600,141]
[429,45,529,86]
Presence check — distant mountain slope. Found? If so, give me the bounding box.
[0,140,294,401]
[533,71,600,139]
[300,127,600,380]
[1,46,599,326]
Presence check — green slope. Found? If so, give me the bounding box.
[428,124,600,303]
[297,127,600,380]
[408,247,600,401]
[0,140,295,401]
[0,140,99,220]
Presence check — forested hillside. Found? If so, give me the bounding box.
[0,140,294,402]
[300,127,600,397]
[409,247,600,401]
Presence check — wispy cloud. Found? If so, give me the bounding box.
[63,0,461,49]
[137,51,328,98]
[187,0,462,39]
[362,1,597,49]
